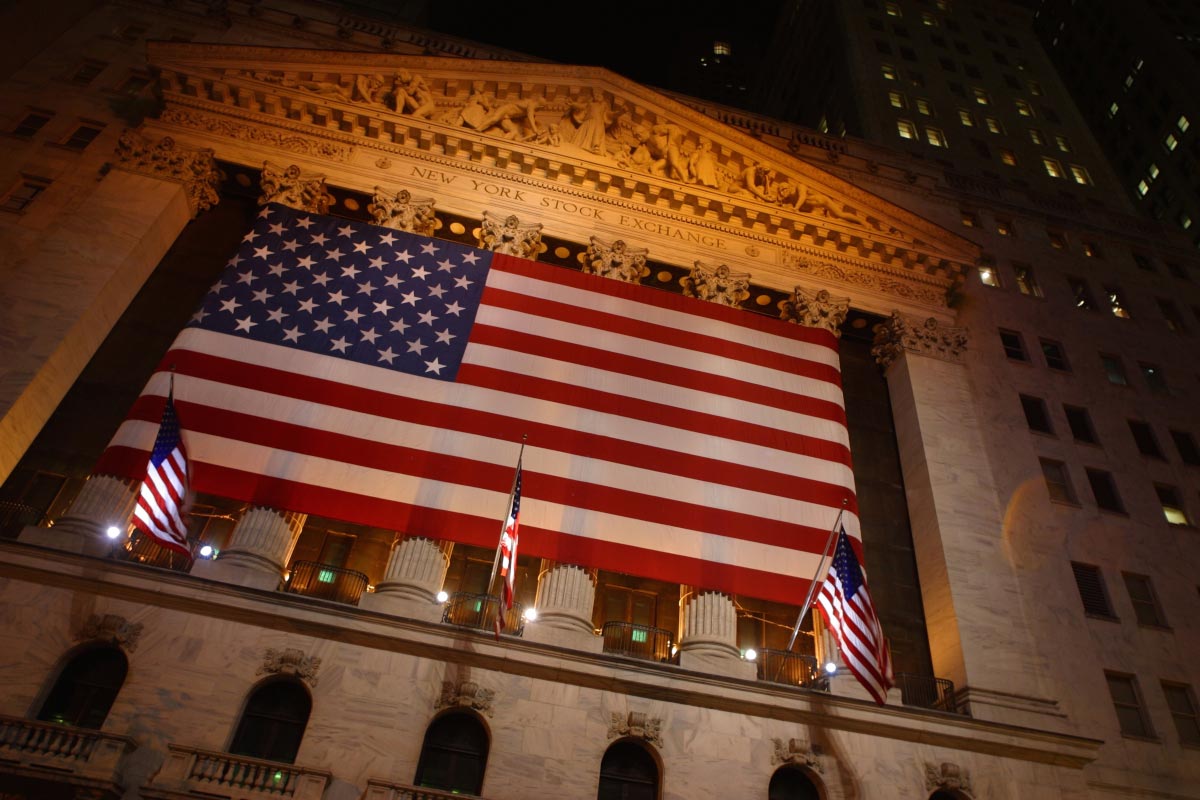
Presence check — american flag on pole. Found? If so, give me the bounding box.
[815,526,893,704]
[495,459,522,636]
[131,385,191,556]
[97,203,860,604]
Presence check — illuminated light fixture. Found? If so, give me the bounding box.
[743,648,758,661]
[105,526,122,540]
[198,544,215,559]
[436,590,449,603]
[670,644,679,657]
[523,607,538,622]
[824,661,838,675]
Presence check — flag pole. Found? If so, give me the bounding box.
[486,434,527,604]
[774,499,848,681]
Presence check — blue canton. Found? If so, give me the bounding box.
[188,203,493,381]
[831,528,863,600]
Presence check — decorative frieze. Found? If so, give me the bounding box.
[779,286,850,336]
[78,614,144,652]
[259,647,321,686]
[368,187,438,235]
[925,761,971,794]
[608,711,662,747]
[158,107,354,161]
[771,738,822,772]
[784,252,950,308]
[478,211,543,259]
[259,161,335,213]
[681,262,751,307]
[436,681,495,717]
[114,129,222,215]
[583,237,649,284]
[871,310,969,368]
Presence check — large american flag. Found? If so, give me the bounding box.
[98,203,860,604]
[815,527,893,704]
[131,388,191,556]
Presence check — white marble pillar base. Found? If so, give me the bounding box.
[192,507,303,591]
[18,474,136,557]
[678,590,756,679]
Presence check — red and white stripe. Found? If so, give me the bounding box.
[815,567,892,704]
[100,254,859,604]
[133,443,190,555]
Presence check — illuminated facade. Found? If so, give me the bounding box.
[1,2,1198,799]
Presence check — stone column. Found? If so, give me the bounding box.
[18,474,137,556]
[0,131,219,485]
[192,507,305,590]
[522,560,602,652]
[677,588,755,679]
[872,311,1064,728]
[359,537,453,622]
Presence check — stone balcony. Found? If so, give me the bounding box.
[141,744,331,800]
[0,713,134,794]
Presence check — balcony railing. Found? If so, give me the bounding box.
[364,778,489,800]
[600,621,674,663]
[755,649,828,691]
[0,500,42,539]
[0,713,133,784]
[119,530,193,571]
[283,560,369,605]
[147,744,331,799]
[895,672,965,714]
[441,592,525,637]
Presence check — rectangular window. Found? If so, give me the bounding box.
[1087,468,1125,513]
[1040,338,1069,371]
[1056,134,1072,152]
[60,122,104,151]
[973,87,990,105]
[1106,673,1155,738]
[1028,80,1043,96]
[1048,231,1067,250]
[1156,484,1189,525]
[1109,101,1120,118]
[1129,420,1165,459]
[1043,158,1064,178]
[1020,394,1053,434]
[1067,276,1095,309]
[1137,179,1150,197]
[996,218,1013,236]
[1101,354,1129,386]
[921,11,938,26]
[882,64,898,80]
[977,264,1000,287]
[1167,261,1189,280]
[1166,133,1179,152]
[1040,458,1077,504]
[1133,252,1155,272]
[885,1,902,16]
[961,210,978,227]
[1070,165,1092,185]
[1170,430,1200,466]
[897,119,917,140]
[1071,562,1116,618]
[1162,683,1200,745]
[1123,573,1166,627]
[915,98,933,116]
[1158,298,1186,332]
[999,329,1028,361]
[985,116,1004,134]
[958,108,974,126]
[1015,99,1034,117]
[1064,405,1098,444]
[1139,362,1167,392]
[11,109,52,138]
[1179,115,1190,133]
[1,176,50,213]
[1083,241,1101,258]
[117,72,153,96]
[1000,148,1017,166]
[1014,263,1041,296]
[69,59,107,86]
[1029,128,1044,145]
[889,91,906,109]
[1105,285,1131,318]
[925,127,947,147]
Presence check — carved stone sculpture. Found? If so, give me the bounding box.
[368,187,437,235]
[78,613,143,652]
[478,211,543,259]
[925,761,972,793]
[779,287,850,336]
[259,162,334,214]
[114,129,221,215]
[436,680,495,717]
[258,647,321,686]
[583,237,649,284]
[871,310,969,368]
[771,738,823,772]
[608,711,663,746]
[681,262,751,307]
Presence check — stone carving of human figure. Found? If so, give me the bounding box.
[647,123,689,182]
[353,74,392,109]
[682,262,751,307]
[583,237,649,283]
[479,211,543,259]
[741,162,779,202]
[281,75,352,102]
[477,96,543,140]
[688,137,721,188]
[259,161,332,214]
[368,187,437,236]
[789,182,873,227]
[394,70,437,119]
[457,81,495,129]
[562,89,613,154]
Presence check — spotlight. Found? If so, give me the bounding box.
[436,590,449,603]
[523,607,538,622]
[198,544,214,559]
[824,661,838,675]
[743,648,758,661]
[105,526,122,540]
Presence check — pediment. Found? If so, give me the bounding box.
[145,42,980,312]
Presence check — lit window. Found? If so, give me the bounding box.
[1139,361,1167,392]
[999,328,1028,361]
[961,210,978,227]
[1105,286,1130,318]
[921,11,938,26]
[1043,158,1064,178]
[985,117,1004,134]
[973,87,990,105]
[712,41,731,56]
[1082,241,1101,258]
[897,119,917,140]
[886,2,902,16]
[1148,163,1160,179]
[1067,276,1095,309]
[1020,394,1052,433]
[882,64,898,80]
[1029,128,1044,144]
[1049,231,1068,250]
[1014,263,1042,296]
[1040,458,1076,504]
[1000,148,1017,166]
[996,219,1012,236]
[1108,102,1119,117]
[1162,683,1200,746]
[1179,115,1190,133]
[1166,133,1179,152]
[889,91,906,109]
[1087,469,1124,513]
[1100,354,1128,385]
[1028,80,1043,96]
[1070,165,1092,185]
[11,110,53,138]
[1137,180,1150,197]
[1,177,50,213]
[1015,99,1034,117]
[1179,212,1192,230]
[1040,338,1069,370]
[1056,134,1071,152]
[915,98,933,116]
[958,108,974,126]
[1124,73,1135,90]
[1156,484,1189,525]
[978,264,1000,287]
[1106,673,1154,738]
[926,127,947,147]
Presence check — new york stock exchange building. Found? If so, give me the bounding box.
[2,2,1199,799]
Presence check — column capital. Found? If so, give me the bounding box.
[779,286,850,336]
[871,309,969,368]
[114,129,221,216]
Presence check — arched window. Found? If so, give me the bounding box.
[598,739,659,800]
[769,765,821,800]
[414,711,489,795]
[37,646,128,729]
[229,679,311,764]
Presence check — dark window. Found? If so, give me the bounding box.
[875,40,893,55]
[1067,276,1096,310]
[229,680,311,764]
[1157,298,1187,332]
[900,46,917,61]
[2,178,49,213]
[1170,430,1200,465]
[1133,252,1156,272]
[768,766,821,800]
[415,712,489,795]
[1040,338,1069,370]
[1167,261,1189,281]
[117,72,153,96]
[598,740,659,800]
[1106,673,1154,738]
[1139,362,1167,392]
[1100,354,1128,386]
[1020,394,1053,434]
[37,647,127,729]
[999,328,1028,361]
[69,59,107,85]
[1086,468,1124,513]
[1162,683,1200,745]
[1128,420,1164,458]
[1071,562,1116,618]
[1064,405,1098,444]
[1040,458,1076,504]
[11,110,52,137]
[61,123,104,151]
[1123,573,1167,627]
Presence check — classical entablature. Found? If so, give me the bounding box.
[142,42,981,317]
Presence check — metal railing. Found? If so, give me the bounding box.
[283,561,369,605]
[151,745,330,799]
[894,672,965,714]
[755,649,827,691]
[0,500,42,539]
[600,621,674,663]
[441,592,525,637]
[119,530,193,571]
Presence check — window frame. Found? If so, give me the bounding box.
[1100,353,1129,386]
[1122,572,1168,628]
[1039,457,1077,505]
[1085,468,1125,514]
[1161,682,1200,746]
[1106,672,1156,739]
[1070,561,1116,619]
[999,328,1029,362]
[1063,405,1098,444]
[1020,394,1054,434]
